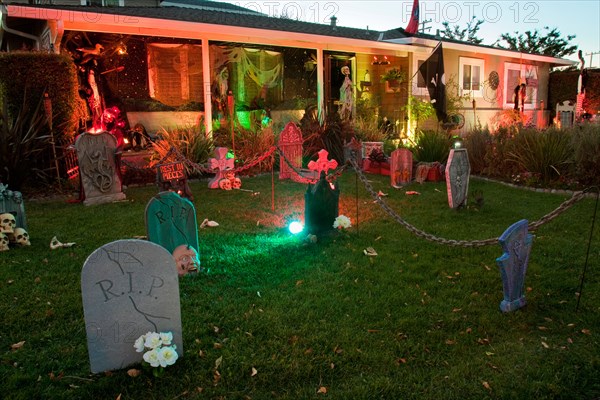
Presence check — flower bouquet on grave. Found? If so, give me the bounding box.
[333,215,352,236]
[134,331,178,377]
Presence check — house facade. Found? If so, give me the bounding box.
[0,0,575,138]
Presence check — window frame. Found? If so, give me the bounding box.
[458,57,484,98]
[503,62,538,110]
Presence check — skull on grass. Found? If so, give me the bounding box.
[0,213,16,234]
[0,233,9,251]
[11,227,30,246]
[219,178,232,191]
[231,177,242,190]
[172,244,201,276]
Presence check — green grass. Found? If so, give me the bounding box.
[1,173,599,399]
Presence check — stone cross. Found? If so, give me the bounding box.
[208,147,234,189]
[445,148,471,209]
[81,239,183,373]
[307,149,338,175]
[496,219,533,313]
[74,131,126,206]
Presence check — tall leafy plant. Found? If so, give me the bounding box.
[411,129,451,163]
[0,92,52,189]
[507,128,574,184]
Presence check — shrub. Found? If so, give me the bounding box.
[506,128,574,185]
[352,116,387,143]
[571,124,600,186]
[0,92,52,189]
[0,52,86,139]
[152,125,214,176]
[463,128,492,174]
[411,130,451,163]
[230,125,276,175]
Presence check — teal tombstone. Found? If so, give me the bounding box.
[145,191,199,255]
[496,219,533,312]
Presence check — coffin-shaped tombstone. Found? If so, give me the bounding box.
[496,219,533,313]
[145,191,200,276]
[445,148,471,209]
[0,184,27,230]
[74,131,126,206]
[390,148,413,187]
[81,239,183,373]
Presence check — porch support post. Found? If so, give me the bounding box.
[316,47,324,123]
[201,37,213,138]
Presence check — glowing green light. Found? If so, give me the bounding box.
[289,221,303,235]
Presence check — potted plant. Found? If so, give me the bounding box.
[381,68,406,89]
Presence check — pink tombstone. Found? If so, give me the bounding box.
[390,148,413,187]
[208,147,234,189]
[308,149,338,176]
[278,122,303,181]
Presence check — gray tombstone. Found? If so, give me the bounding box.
[74,131,126,206]
[145,191,199,255]
[496,219,533,313]
[445,148,471,209]
[0,184,27,230]
[81,239,183,373]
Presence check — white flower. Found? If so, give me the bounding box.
[134,334,146,353]
[144,332,162,349]
[143,349,161,368]
[159,332,173,346]
[157,346,179,367]
[333,215,352,230]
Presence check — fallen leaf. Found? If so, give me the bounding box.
[330,363,335,369]
[541,341,550,349]
[538,326,548,331]
[405,191,420,195]
[127,369,141,377]
[11,341,25,350]
[445,339,457,345]
[581,329,591,335]
[34,277,41,284]
[296,280,304,286]
[317,386,327,394]
[452,308,462,312]
[215,356,223,369]
[482,381,492,391]
[465,328,472,334]
[367,329,380,333]
[116,394,122,400]
[251,367,258,377]
[485,351,495,356]
[567,338,573,344]
[198,350,205,357]
[396,358,407,365]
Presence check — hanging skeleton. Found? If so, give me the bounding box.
[339,66,354,121]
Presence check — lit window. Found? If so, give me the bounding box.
[147,44,204,107]
[503,62,538,109]
[459,57,484,98]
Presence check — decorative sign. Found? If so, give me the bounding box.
[496,219,533,313]
[158,162,185,182]
[156,162,193,200]
[445,148,471,209]
[81,239,182,373]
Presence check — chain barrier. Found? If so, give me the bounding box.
[121,145,587,248]
[348,158,589,248]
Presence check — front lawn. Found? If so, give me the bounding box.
[1,173,599,399]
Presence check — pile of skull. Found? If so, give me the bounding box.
[0,213,30,251]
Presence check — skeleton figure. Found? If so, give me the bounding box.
[172,244,201,277]
[11,228,30,246]
[0,213,16,234]
[0,233,9,251]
